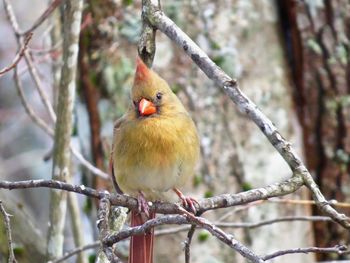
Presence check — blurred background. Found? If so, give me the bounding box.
[0,0,349,262]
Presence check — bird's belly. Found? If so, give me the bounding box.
[130,165,178,191]
[116,160,181,201]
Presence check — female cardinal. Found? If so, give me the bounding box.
[110,57,200,263]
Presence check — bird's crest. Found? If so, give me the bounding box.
[135,57,151,82]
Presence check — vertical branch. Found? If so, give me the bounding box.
[184,225,196,263]
[138,0,160,67]
[51,6,88,263]
[47,0,83,260]
[97,198,122,263]
[49,6,63,109]
[68,193,88,263]
[0,201,17,263]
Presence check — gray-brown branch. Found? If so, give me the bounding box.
[0,178,305,214]
[0,201,17,263]
[142,1,350,229]
[46,0,83,259]
[1,178,345,262]
[262,245,348,261]
[103,212,264,263]
[0,32,32,77]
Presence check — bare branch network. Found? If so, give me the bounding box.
[1,0,349,262]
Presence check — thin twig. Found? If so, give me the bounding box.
[20,0,65,36]
[184,225,196,263]
[29,39,62,56]
[71,144,109,179]
[2,0,20,34]
[0,201,17,263]
[7,0,106,179]
[3,0,57,122]
[0,33,33,77]
[50,241,99,263]
[13,68,54,135]
[262,245,348,261]
[269,198,350,208]
[155,215,333,236]
[14,67,109,179]
[23,52,57,122]
[215,216,332,229]
[216,200,265,222]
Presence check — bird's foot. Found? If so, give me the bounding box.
[137,191,150,218]
[173,188,198,214]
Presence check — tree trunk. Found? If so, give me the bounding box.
[278,1,350,261]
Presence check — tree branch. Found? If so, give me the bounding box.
[20,0,64,36]
[198,175,304,214]
[14,67,109,179]
[13,68,55,135]
[143,2,350,229]
[0,201,17,263]
[155,215,333,236]
[138,0,160,67]
[0,177,306,215]
[0,179,100,198]
[3,0,56,122]
[184,211,264,263]
[67,192,88,263]
[184,225,196,263]
[23,50,57,122]
[104,211,264,263]
[50,241,99,263]
[46,0,83,259]
[97,198,124,262]
[0,32,32,77]
[262,245,348,261]
[269,198,350,208]
[215,215,332,229]
[49,216,345,263]
[3,0,109,180]
[0,177,344,262]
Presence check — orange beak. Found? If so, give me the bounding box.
[138,98,156,116]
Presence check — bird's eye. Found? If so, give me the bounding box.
[156,92,162,100]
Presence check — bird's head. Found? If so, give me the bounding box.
[131,57,185,118]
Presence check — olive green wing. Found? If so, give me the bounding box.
[109,115,128,194]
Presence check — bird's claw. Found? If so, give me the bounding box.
[181,196,198,214]
[173,188,198,214]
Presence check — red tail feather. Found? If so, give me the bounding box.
[129,211,155,263]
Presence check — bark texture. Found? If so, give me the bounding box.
[47,0,83,260]
[278,1,350,260]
